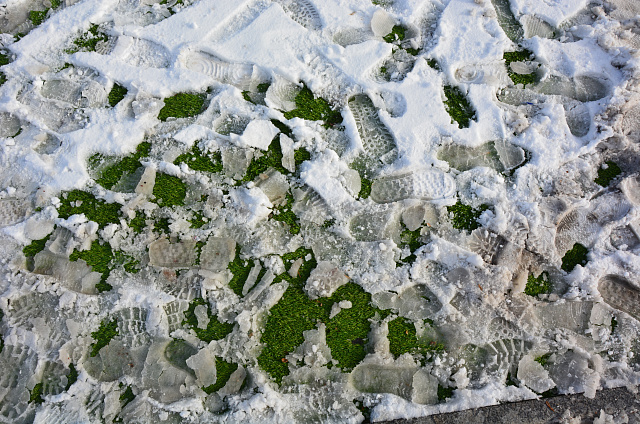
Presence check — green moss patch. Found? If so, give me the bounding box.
[561,243,588,272]
[58,190,121,228]
[382,25,406,43]
[203,358,238,394]
[447,201,488,232]
[358,175,372,199]
[228,246,255,296]
[29,9,49,26]
[108,83,128,107]
[534,353,551,367]
[503,49,538,86]
[271,193,300,235]
[69,239,115,292]
[93,141,151,190]
[242,134,310,182]
[152,173,187,207]
[283,86,342,128]
[174,144,223,173]
[120,385,135,408]
[29,382,44,404]
[182,298,234,343]
[387,317,444,359]
[437,385,454,402]
[90,318,118,357]
[129,211,147,233]
[158,92,206,121]
[399,225,423,264]
[67,24,109,53]
[443,85,476,128]
[65,363,78,391]
[23,233,52,258]
[524,272,551,297]
[594,161,621,187]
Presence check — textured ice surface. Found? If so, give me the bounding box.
[0,0,639,422]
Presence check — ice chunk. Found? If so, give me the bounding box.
[350,363,417,400]
[349,206,401,242]
[598,275,640,321]
[522,15,555,39]
[148,239,198,268]
[536,75,609,103]
[371,9,396,37]
[538,301,593,333]
[265,76,301,112]
[437,142,503,172]
[164,339,198,375]
[219,366,246,396]
[115,307,150,349]
[370,169,456,203]
[194,304,210,329]
[186,347,217,387]
[280,134,296,172]
[402,205,426,232]
[0,112,22,138]
[41,79,82,106]
[563,99,591,137]
[454,62,510,86]
[223,147,253,180]
[199,237,236,272]
[254,168,290,206]
[411,369,438,405]
[142,341,194,403]
[490,0,524,41]
[304,261,349,299]
[0,198,31,227]
[135,166,156,195]
[517,355,556,393]
[0,343,37,422]
[230,120,280,151]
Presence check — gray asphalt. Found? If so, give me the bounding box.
[381,386,640,423]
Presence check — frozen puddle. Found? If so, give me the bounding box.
[0,0,639,422]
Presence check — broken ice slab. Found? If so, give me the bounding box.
[522,15,556,39]
[373,285,442,320]
[563,99,591,137]
[40,361,71,397]
[85,339,149,382]
[437,142,503,172]
[31,250,102,294]
[370,9,396,37]
[164,339,198,375]
[0,112,22,138]
[222,147,253,180]
[598,275,640,321]
[621,175,640,206]
[305,261,349,299]
[265,76,301,112]
[538,301,594,333]
[142,340,194,403]
[621,102,640,139]
[536,75,609,103]
[548,350,599,398]
[275,0,322,30]
[608,0,640,20]
[609,224,640,250]
[219,366,246,396]
[182,51,261,91]
[485,338,532,378]
[292,186,331,225]
[517,354,556,393]
[554,209,598,256]
[370,169,456,203]
[186,347,217,387]
[114,307,150,349]
[0,343,37,422]
[199,237,236,272]
[280,134,296,172]
[148,239,198,268]
[349,205,401,243]
[254,168,290,206]
[349,363,417,400]
[348,94,397,177]
[215,114,250,136]
[490,0,524,41]
[0,198,31,227]
[494,139,527,171]
[40,79,83,106]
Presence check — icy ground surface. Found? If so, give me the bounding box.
[0,0,639,422]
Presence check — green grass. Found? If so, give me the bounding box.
[0,72,6,87]
[29,382,44,404]
[387,317,444,359]
[561,243,588,272]
[437,385,454,402]
[58,190,121,228]
[594,161,621,187]
[447,201,488,232]
[0,52,9,66]
[152,173,187,207]
[612,316,618,333]
[258,248,387,382]
[65,364,78,391]
[504,49,538,87]
[524,272,551,297]
[23,233,52,258]
[202,358,238,394]
[120,385,135,408]
[154,217,171,235]
[443,85,476,128]
[90,318,118,357]
[283,86,343,128]
[534,353,551,367]
[382,25,406,43]
[158,92,206,121]
[67,24,109,53]
[51,0,62,8]
[241,134,310,182]
[358,175,372,199]
[129,211,147,233]
[228,246,255,296]
[399,225,423,264]
[174,145,223,173]
[69,239,115,292]
[29,9,49,26]
[271,193,300,235]
[182,298,234,343]
[93,141,151,190]
[108,83,128,107]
